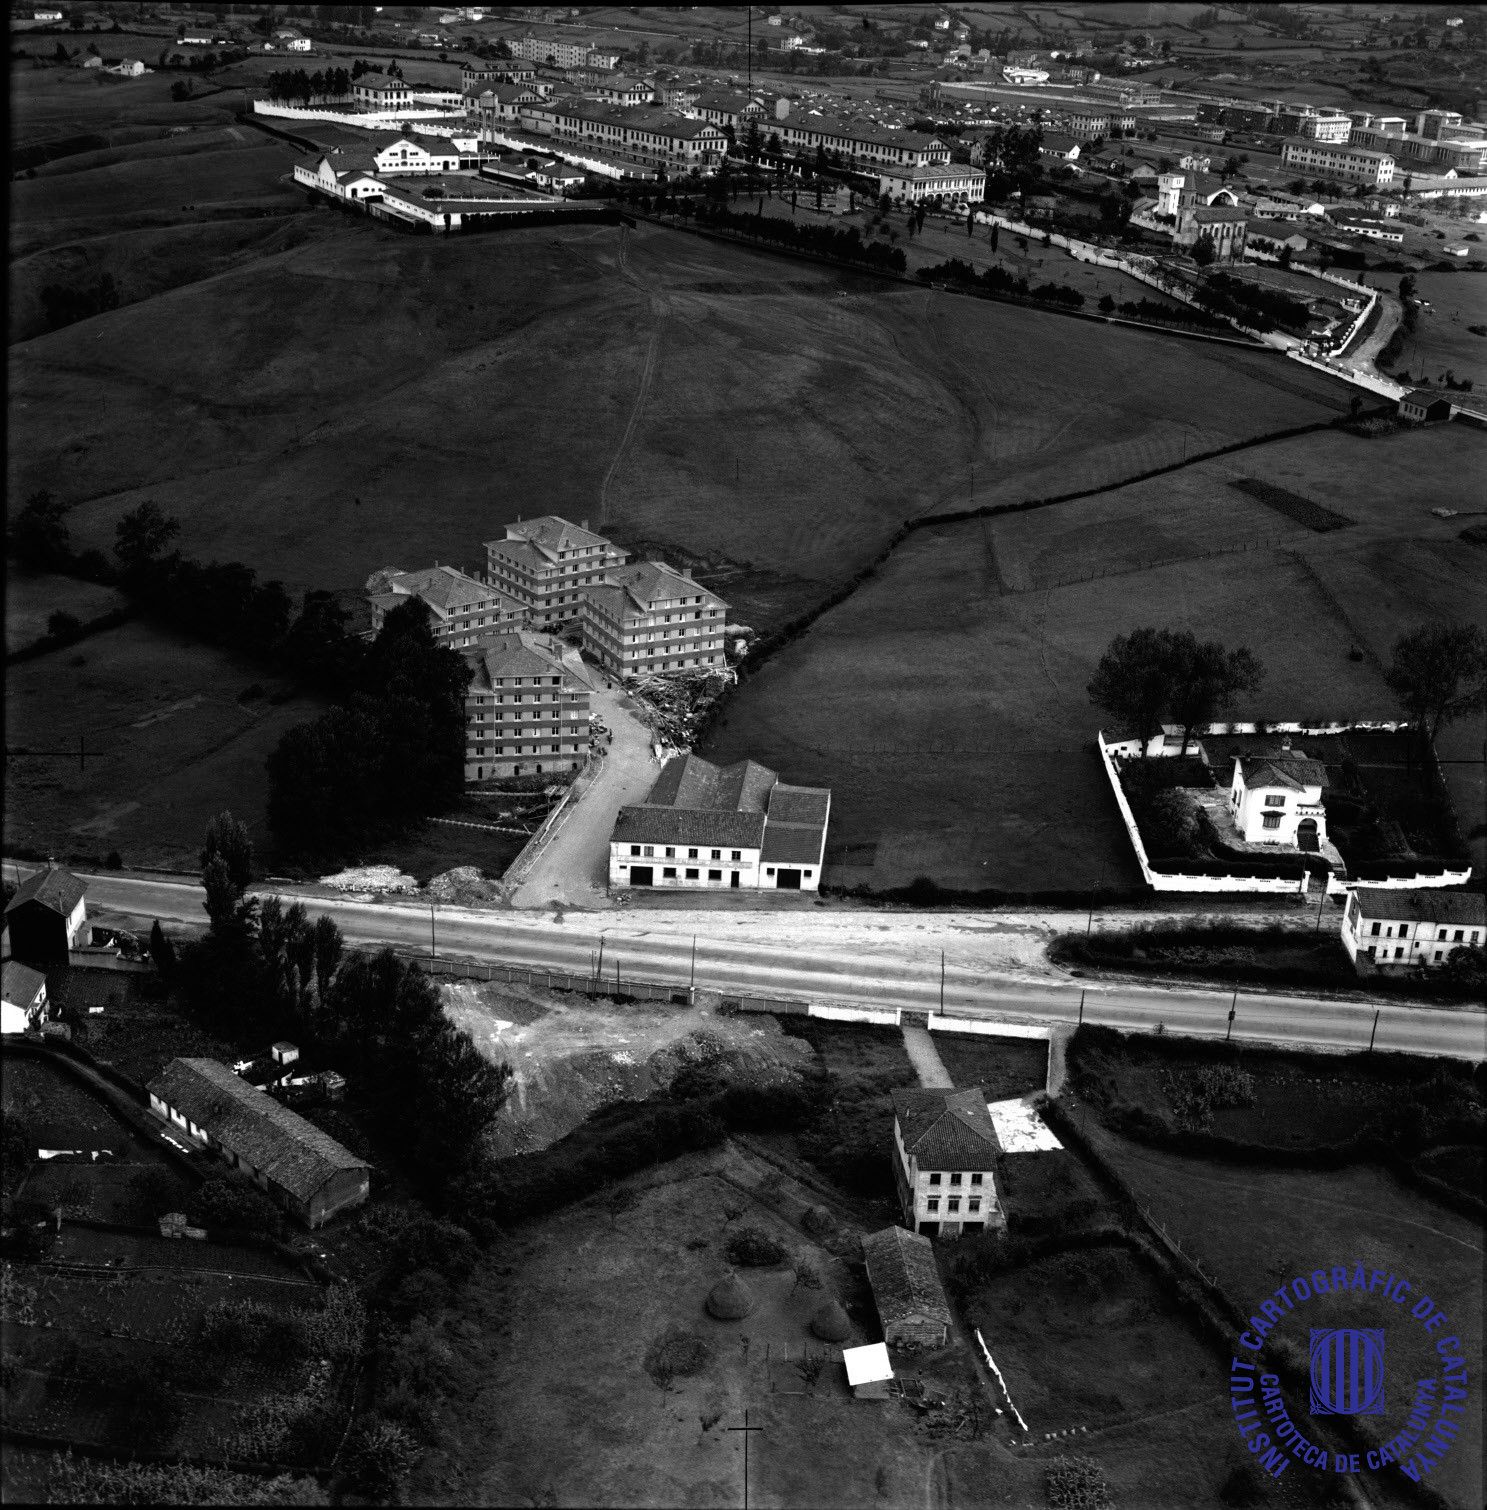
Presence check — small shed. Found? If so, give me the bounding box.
[861,1225,953,1350]
[2,960,48,1034]
[842,1341,894,1399]
[1399,390,1453,423]
[5,867,88,968]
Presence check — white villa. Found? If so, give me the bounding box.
[1229,747,1328,850]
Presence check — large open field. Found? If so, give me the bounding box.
[704,422,1487,892]
[4,618,324,868]
[11,184,1356,634]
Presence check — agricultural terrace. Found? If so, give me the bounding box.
[704,422,1487,893]
[12,218,1352,640]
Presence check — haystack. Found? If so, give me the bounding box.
[705,1271,757,1321]
[809,1297,852,1343]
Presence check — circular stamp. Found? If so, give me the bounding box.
[1229,1263,1473,1487]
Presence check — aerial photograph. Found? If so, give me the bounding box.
[3,1,1484,1505]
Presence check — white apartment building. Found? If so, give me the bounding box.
[462,630,592,780]
[608,753,831,892]
[1342,888,1484,973]
[508,34,619,70]
[579,560,727,678]
[363,564,527,645]
[1282,141,1396,186]
[878,163,986,204]
[485,516,629,626]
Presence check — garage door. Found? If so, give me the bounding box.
[776,868,802,889]
[629,867,653,886]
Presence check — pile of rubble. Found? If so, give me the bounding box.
[426,866,505,906]
[318,866,419,895]
[627,669,734,750]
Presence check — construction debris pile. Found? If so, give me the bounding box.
[627,669,734,750]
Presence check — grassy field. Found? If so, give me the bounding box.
[1387,271,1487,396]
[11,198,1354,635]
[932,1033,1048,1101]
[1083,1120,1485,1510]
[3,618,324,870]
[705,422,1487,892]
[4,568,127,648]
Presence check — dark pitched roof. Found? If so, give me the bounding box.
[892,1087,1002,1170]
[759,782,831,864]
[146,1059,368,1201]
[645,753,777,814]
[1239,755,1328,792]
[2,961,47,1008]
[613,806,767,849]
[1351,888,1485,926]
[861,1225,951,1327]
[6,867,86,918]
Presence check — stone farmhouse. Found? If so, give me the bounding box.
[462,630,593,780]
[363,564,527,645]
[485,516,630,627]
[147,1058,370,1228]
[5,866,88,968]
[609,753,830,892]
[860,1225,953,1349]
[891,1087,1004,1239]
[1342,888,1484,973]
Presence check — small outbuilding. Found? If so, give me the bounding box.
[861,1225,953,1350]
[5,867,88,968]
[1399,390,1454,424]
[1,961,49,1034]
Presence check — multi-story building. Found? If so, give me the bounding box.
[878,163,986,204]
[462,630,592,780]
[462,60,536,91]
[1281,141,1396,186]
[588,75,653,106]
[1347,124,1485,174]
[890,1088,1005,1239]
[770,116,949,170]
[1063,106,1110,140]
[353,77,412,111]
[508,34,619,70]
[608,753,831,892]
[485,516,629,627]
[519,100,728,168]
[1342,888,1484,973]
[687,91,764,129]
[579,560,727,678]
[363,565,527,645]
[1229,749,1328,849]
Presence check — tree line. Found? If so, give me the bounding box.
[1194,272,1310,335]
[691,201,908,274]
[916,256,1086,310]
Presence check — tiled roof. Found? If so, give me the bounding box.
[504,515,614,558]
[371,564,495,611]
[1351,888,1485,926]
[146,1059,368,1202]
[605,560,727,612]
[6,867,86,919]
[2,961,47,1009]
[463,631,571,690]
[759,782,830,864]
[1403,388,1450,406]
[1239,756,1328,792]
[645,753,777,813]
[789,115,944,152]
[1194,205,1247,222]
[861,1225,951,1328]
[613,807,766,849]
[892,1087,1002,1170]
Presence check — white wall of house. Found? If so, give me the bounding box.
[1342,894,1484,970]
[1230,763,1327,847]
[610,841,761,890]
[892,1121,1001,1236]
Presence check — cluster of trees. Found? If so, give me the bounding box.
[176,814,508,1191]
[266,597,469,864]
[263,65,353,101]
[39,271,120,332]
[916,257,1086,310]
[1194,271,1310,334]
[692,202,908,274]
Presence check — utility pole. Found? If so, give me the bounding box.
[1227,990,1237,1040]
[1078,989,1085,1025]
[429,902,436,961]
[1367,1007,1380,1053]
[690,935,697,992]
[1314,879,1328,932]
[939,950,945,1013]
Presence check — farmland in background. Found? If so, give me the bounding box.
[704,422,1487,893]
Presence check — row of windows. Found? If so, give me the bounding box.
[632,844,745,861]
[633,865,813,882]
[471,743,584,756]
[925,1197,981,1214]
[1367,923,1479,943]
[927,1171,984,1186]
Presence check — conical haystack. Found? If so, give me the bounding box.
[809,1297,852,1343]
[706,1270,757,1321]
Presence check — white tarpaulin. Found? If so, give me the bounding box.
[842,1342,893,1387]
[987,1094,1063,1152]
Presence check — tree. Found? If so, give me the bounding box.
[200,811,254,932]
[1169,639,1264,754]
[148,919,178,980]
[1086,628,1185,756]
[114,501,180,571]
[1385,623,1487,745]
[1098,293,1115,314]
[1192,232,1216,266]
[9,490,71,571]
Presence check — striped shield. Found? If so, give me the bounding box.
[1310,1328,1386,1416]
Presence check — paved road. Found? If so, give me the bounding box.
[507,685,660,910]
[33,869,1487,1062]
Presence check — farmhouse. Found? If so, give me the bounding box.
[1229,746,1328,849]
[891,1087,1004,1238]
[860,1225,952,1350]
[5,867,88,968]
[878,163,986,204]
[102,58,146,77]
[609,753,831,893]
[485,515,629,626]
[462,630,593,780]
[1038,132,1081,162]
[1,961,49,1035]
[363,564,527,645]
[146,1058,369,1228]
[580,560,728,678]
[1399,390,1454,423]
[1342,888,1485,972]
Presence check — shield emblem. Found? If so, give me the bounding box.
[1310,1328,1386,1415]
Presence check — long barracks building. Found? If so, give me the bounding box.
[770,115,949,170]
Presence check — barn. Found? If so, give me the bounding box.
[4,866,88,968]
[861,1224,952,1350]
[146,1058,370,1228]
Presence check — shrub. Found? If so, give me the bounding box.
[184,1171,285,1239]
[725,1226,786,1266]
[644,1328,712,1387]
[1045,1455,1113,1509]
[347,1417,420,1498]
